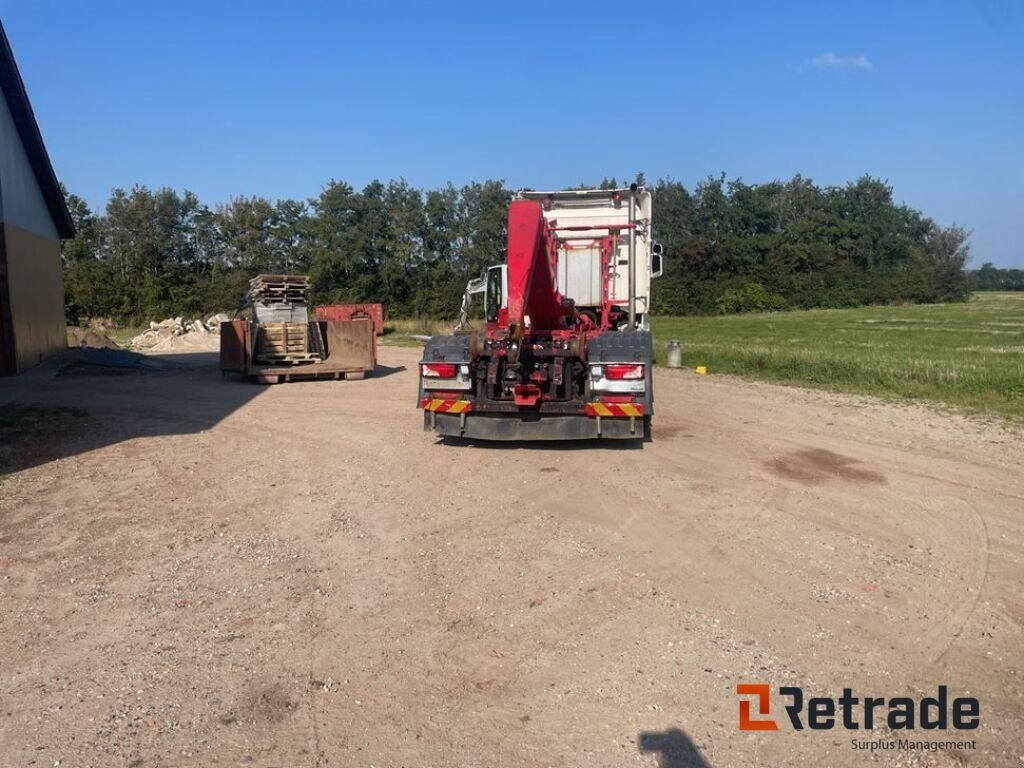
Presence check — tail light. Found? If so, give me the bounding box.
[602,364,643,382]
[421,362,472,391]
[605,364,644,380]
[421,363,457,378]
[590,363,646,393]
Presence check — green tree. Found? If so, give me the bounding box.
[59,172,973,325]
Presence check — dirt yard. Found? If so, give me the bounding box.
[1,347,1021,768]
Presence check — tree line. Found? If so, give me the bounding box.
[967,263,1024,291]
[62,174,973,323]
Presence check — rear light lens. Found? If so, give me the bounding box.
[605,364,644,380]
[421,362,471,390]
[421,363,457,378]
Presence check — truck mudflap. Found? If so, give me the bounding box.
[424,411,649,441]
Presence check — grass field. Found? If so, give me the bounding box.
[106,324,147,346]
[379,318,455,346]
[652,292,1024,420]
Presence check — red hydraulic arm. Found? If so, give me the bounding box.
[504,199,571,333]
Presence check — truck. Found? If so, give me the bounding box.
[419,185,663,441]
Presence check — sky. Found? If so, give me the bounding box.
[3,0,1022,267]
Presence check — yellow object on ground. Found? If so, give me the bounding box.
[695,366,707,375]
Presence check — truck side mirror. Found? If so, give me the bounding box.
[651,242,664,278]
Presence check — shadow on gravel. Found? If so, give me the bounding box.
[0,350,261,474]
[0,349,383,474]
[638,727,712,768]
[370,364,406,379]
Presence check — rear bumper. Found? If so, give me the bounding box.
[424,411,646,440]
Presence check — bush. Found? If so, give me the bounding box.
[715,282,789,314]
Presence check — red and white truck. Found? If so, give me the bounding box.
[419,185,662,440]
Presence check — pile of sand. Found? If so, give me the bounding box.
[146,332,221,353]
[66,326,120,350]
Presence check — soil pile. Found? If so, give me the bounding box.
[66,326,120,350]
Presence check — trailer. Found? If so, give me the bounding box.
[419,185,661,441]
[220,310,379,384]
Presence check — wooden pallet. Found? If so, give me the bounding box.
[254,369,368,384]
[249,290,308,300]
[257,354,320,363]
[247,273,312,305]
[255,322,319,364]
[250,273,310,284]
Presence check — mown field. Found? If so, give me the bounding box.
[652,292,1024,420]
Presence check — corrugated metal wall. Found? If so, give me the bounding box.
[0,85,64,374]
[3,224,64,371]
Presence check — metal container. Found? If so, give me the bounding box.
[253,302,308,324]
[666,339,682,368]
[219,319,248,373]
[314,303,384,335]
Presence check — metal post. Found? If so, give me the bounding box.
[627,184,637,329]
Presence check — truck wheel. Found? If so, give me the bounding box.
[643,416,653,442]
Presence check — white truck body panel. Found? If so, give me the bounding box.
[517,188,655,318]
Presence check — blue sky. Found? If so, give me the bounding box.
[3,0,1022,266]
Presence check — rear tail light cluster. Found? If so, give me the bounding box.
[421,362,472,390]
[421,363,457,378]
[590,363,646,393]
[604,363,644,380]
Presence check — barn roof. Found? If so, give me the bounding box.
[0,21,75,239]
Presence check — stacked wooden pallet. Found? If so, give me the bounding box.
[254,322,319,364]
[247,274,311,306]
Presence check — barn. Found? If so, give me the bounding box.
[0,21,75,375]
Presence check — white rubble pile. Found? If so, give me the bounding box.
[130,313,230,351]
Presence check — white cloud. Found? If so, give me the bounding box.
[812,52,874,71]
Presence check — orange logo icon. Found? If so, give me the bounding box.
[737,683,779,731]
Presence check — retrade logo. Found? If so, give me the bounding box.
[736,684,979,732]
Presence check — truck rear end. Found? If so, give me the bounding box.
[419,186,658,442]
[419,329,653,440]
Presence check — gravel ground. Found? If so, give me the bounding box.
[0,346,1021,768]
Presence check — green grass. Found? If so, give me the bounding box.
[106,324,147,347]
[379,318,456,347]
[651,292,1024,420]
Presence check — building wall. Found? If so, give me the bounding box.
[2,223,64,370]
[0,84,65,374]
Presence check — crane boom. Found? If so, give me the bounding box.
[505,199,571,333]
